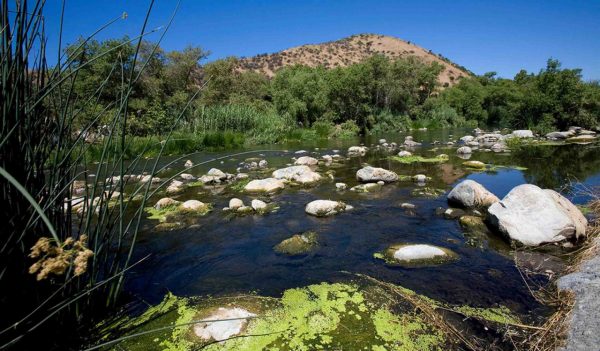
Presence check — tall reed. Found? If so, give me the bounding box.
[0,1,187,349]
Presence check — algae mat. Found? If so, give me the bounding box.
[106,279,523,351]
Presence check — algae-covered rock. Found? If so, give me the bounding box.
[193,307,256,341]
[463,160,486,170]
[350,183,383,193]
[411,187,445,198]
[390,154,449,164]
[274,231,318,255]
[459,215,488,233]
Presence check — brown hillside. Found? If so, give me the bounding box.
[237,33,471,86]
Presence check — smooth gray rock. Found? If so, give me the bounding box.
[447,180,499,209]
[557,237,600,351]
[457,146,472,154]
[244,178,285,193]
[487,184,587,246]
[305,200,350,217]
[356,166,398,183]
[294,156,318,166]
[272,165,321,184]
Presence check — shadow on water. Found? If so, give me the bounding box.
[122,129,600,322]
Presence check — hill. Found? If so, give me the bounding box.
[237,33,471,86]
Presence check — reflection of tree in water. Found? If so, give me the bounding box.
[510,145,600,190]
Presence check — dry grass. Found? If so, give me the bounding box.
[236,33,470,86]
[520,194,600,351]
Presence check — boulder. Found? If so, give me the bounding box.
[356,166,398,183]
[294,156,318,166]
[244,178,285,193]
[322,155,333,163]
[305,200,351,217]
[193,307,256,341]
[181,200,207,211]
[488,184,587,246]
[447,180,499,209]
[457,146,472,154]
[207,168,227,180]
[413,174,428,183]
[251,199,267,211]
[166,180,184,194]
[272,165,322,184]
[512,130,534,138]
[258,160,268,168]
[460,135,475,143]
[229,198,244,210]
[490,143,506,152]
[397,150,412,157]
[154,197,180,210]
[184,160,194,168]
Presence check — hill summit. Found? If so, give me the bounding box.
[237,33,471,86]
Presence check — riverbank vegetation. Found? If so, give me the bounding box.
[67,37,600,160]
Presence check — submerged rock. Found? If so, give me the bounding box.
[463,160,486,169]
[244,178,285,193]
[356,166,398,183]
[350,183,382,192]
[447,180,499,209]
[305,200,351,217]
[272,165,321,185]
[274,231,318,255]
[488,184,587,246]
[194,307,256,341]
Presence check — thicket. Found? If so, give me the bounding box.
[68,39,600,149]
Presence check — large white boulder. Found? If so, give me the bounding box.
[193,307,255,341]
[272,165,322,184]
[356,166,398,183]
[305,200,351,217]
[488,184,588,246]
[244,178,285,193]
[294,156,318,166]
[447,180,499,209]
[228,198,244,210]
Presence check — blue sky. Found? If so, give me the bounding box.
[41,0,600,80]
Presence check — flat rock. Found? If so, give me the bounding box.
[294,156,318,166]
[193,307,256,341]
[244,178,285,193]
[272,165,322,184]
[356,166,398,183]
[305,200,350,217]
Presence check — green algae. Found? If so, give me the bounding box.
[230,178,251,192]
[110,282,453,351]
[146,204,180,221]
[455,306,522,325]
[145,203,211,222]
[411,187,446,198]
[390,154,449,164]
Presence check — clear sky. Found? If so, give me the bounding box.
[41,0,600,80]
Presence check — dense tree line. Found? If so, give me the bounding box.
[66,37,600,138]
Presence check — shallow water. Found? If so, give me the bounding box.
[123,129,600,322]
